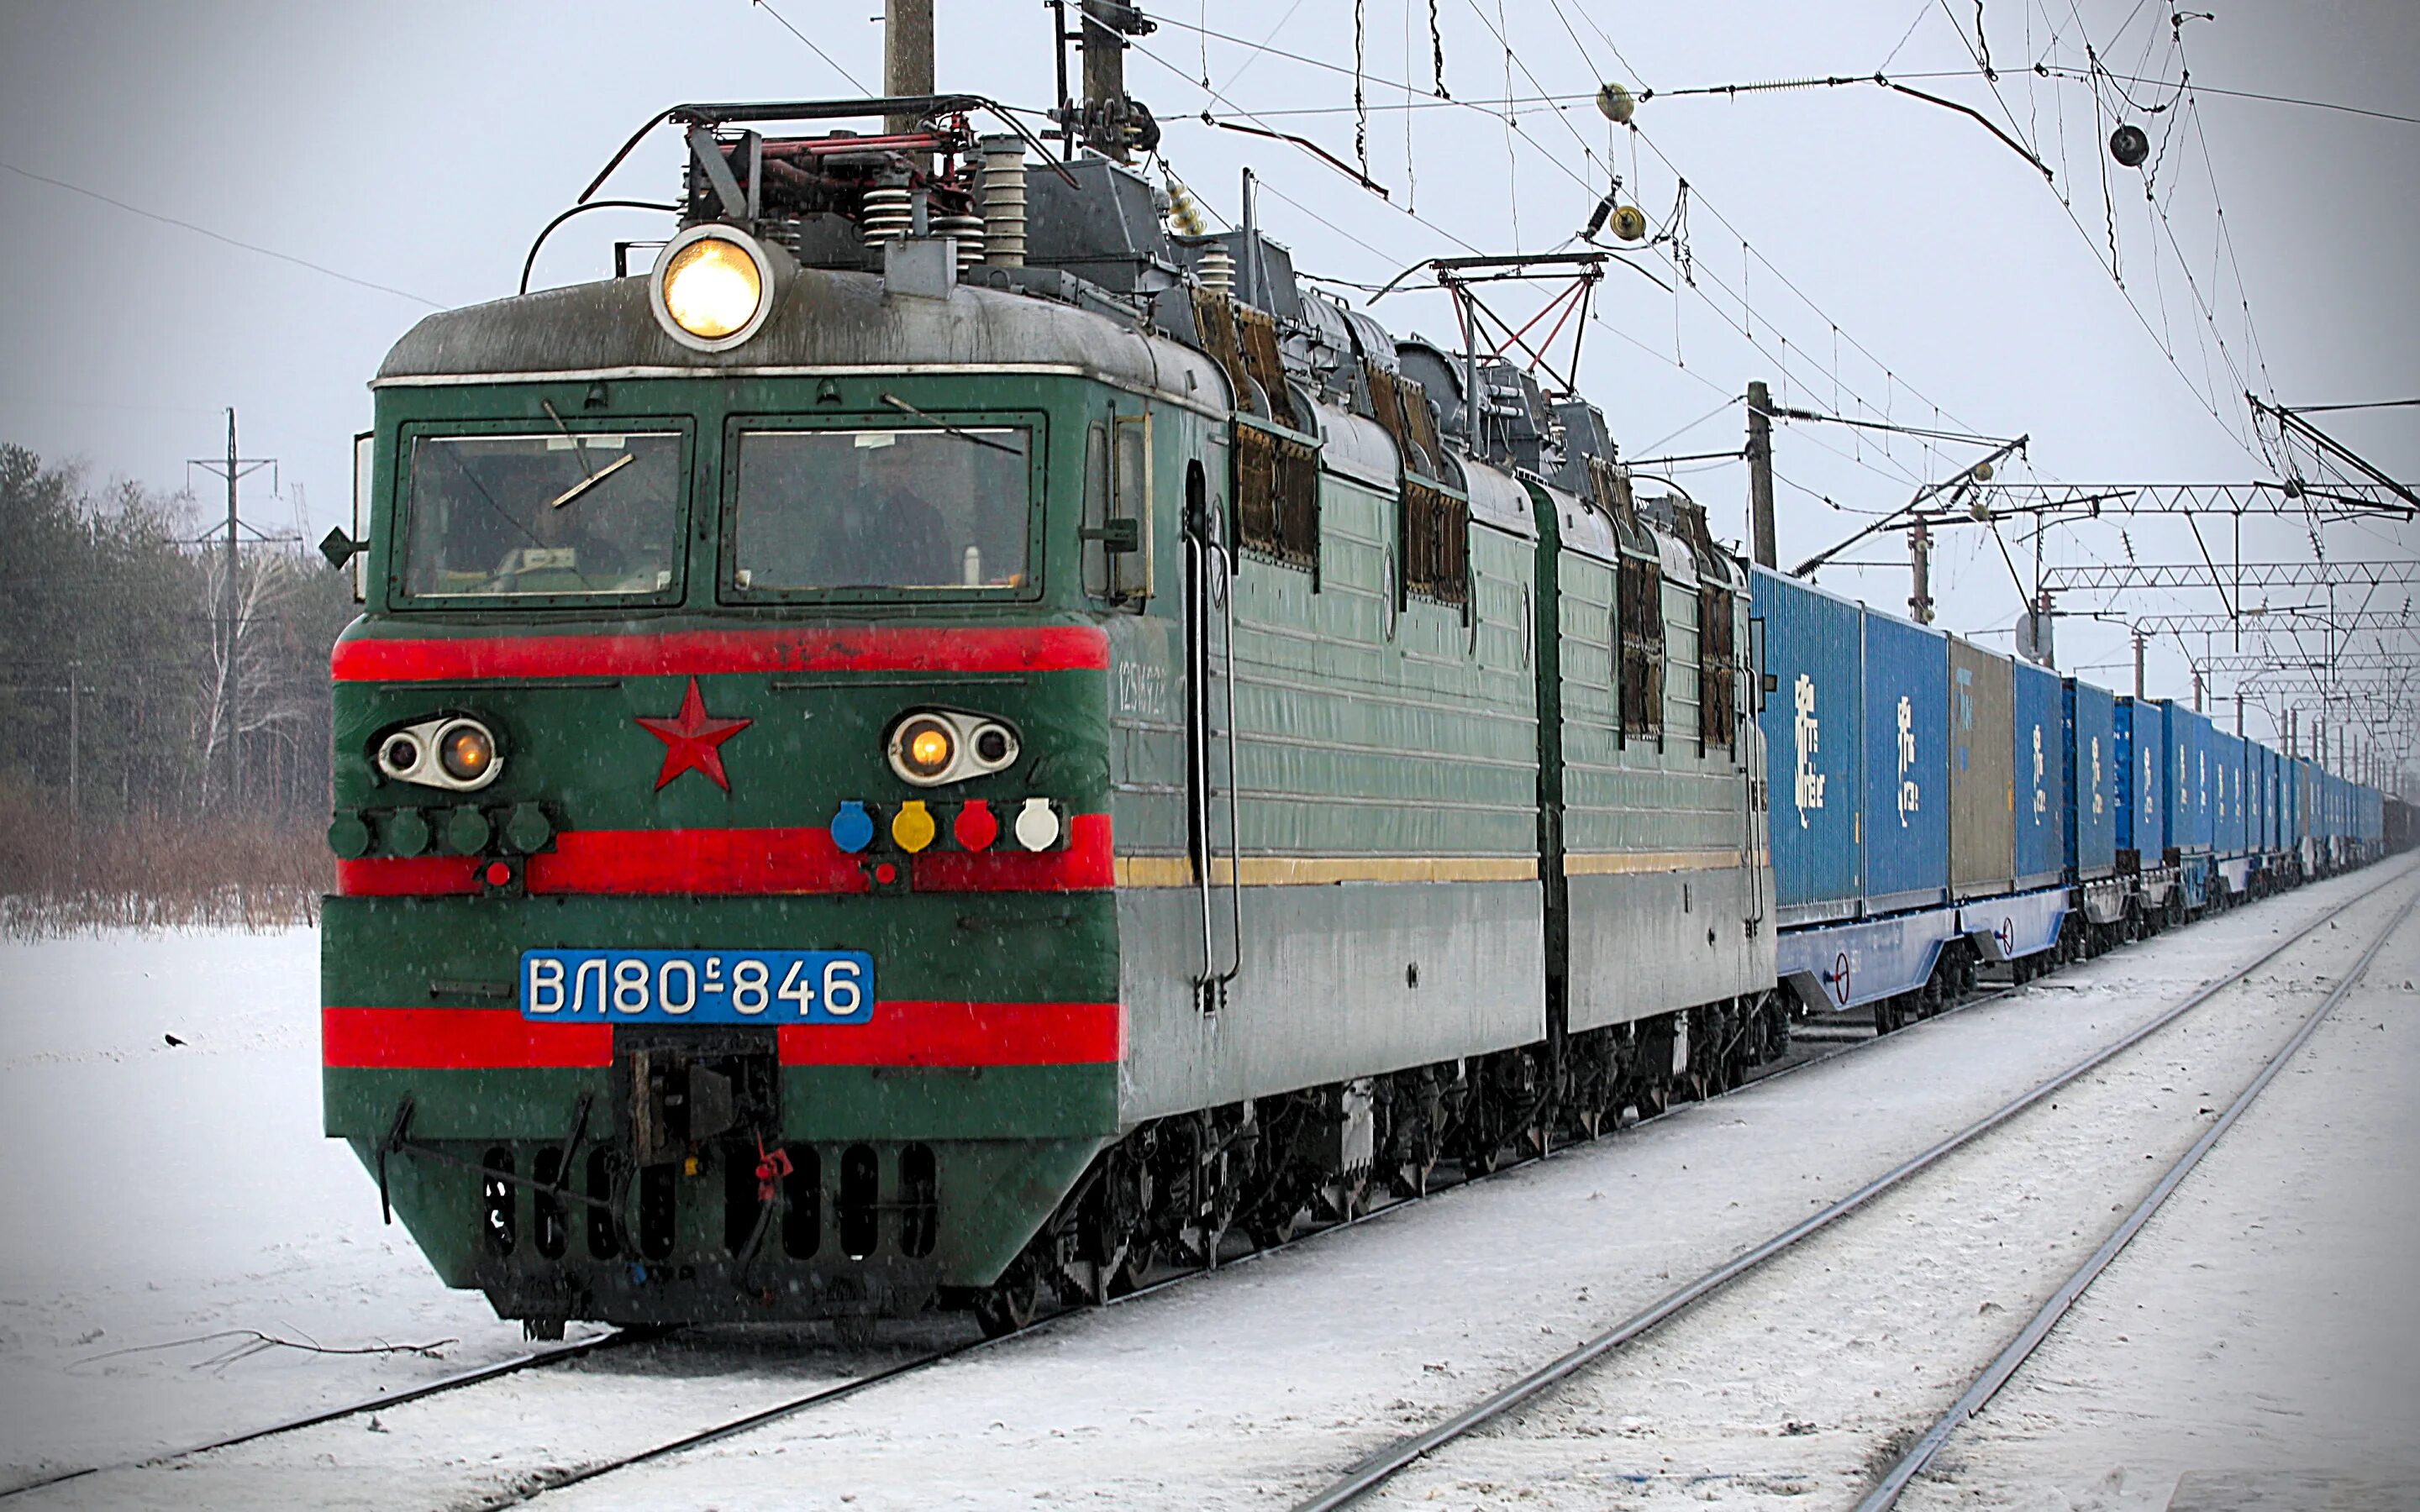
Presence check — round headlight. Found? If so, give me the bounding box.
[894,716,956,784]
[648,225,781,351]
[663,239,760,337]
[436,720,500,787]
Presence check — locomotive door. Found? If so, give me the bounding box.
[1176,429,1240,1010]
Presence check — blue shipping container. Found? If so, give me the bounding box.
[2068,680,2118,879]
[2115,696,2162,862]
[2165,702,2214,854]
[2013,659,2066,886]
[1753,569,1864,921]
[1860,607,1950,913]
[2214,732,2248,858]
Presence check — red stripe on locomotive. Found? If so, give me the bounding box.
[322,1000,1123,1068]
[331,624,1110,682]
[334,814,1113,896]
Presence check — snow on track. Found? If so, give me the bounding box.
[1350,873,2420,1510]
[3,869,2404,1509]
[1893,903,2420,1510]
[510,871,2416,1512]
[0,929,537,1487]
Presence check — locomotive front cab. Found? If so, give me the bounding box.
[321,264,1218,1328]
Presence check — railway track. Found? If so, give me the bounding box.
[5,874,2378,1510]
[1285,858,2420,1511]
[0,1330,629,1502]
[1854,882,2420,1511]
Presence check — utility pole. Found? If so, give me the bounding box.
[1745,380,1776,570]
[2191,667,2202,713]
[1081,0,1127,161]
[2133,630,2146,699]
[66,661,80,843]
[187,408,276,811]
[884,0,934,158]
[1907,517,1933,624]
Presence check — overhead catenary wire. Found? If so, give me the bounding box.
[0,160,438,307]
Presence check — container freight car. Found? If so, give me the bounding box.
[1862,609,1951,915]
[1758,576,2071,1026]
[2066,679,2126,943]
[2013,659,2066,890]
[2161,701,2214,906]
[1754,569,1862,927]
[1949,638,2016,900]
[2213,731,2251,900]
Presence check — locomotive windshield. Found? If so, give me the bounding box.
[728,425,1033,593]
[399,432,684,600]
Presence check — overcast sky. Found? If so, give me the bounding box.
[2,1,2412,763]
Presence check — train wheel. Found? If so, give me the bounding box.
[1872,996,1899,1036]
[974,1259,1051,1337]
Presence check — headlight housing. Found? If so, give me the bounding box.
[648,224,784,352]
[376,716,504,792]
[886,710,1020,788]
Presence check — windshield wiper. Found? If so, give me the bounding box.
[550,450,634,509]
[879,393,1027,456]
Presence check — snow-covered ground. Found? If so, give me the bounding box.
[1358,874,2420,1509]
[1897,906,2420,1511]
[0,928,539,1487]
[3,864,2409,1510]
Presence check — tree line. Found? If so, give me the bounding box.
[0,442,354,924]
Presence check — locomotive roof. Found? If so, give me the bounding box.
[371,263,1228,412]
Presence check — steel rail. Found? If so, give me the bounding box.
[1854,880,2420,1510]
[0,1328,630,1500]
[472,1334,998,1508]
[11,875,2361,1506]
[1287,859,2418,1512]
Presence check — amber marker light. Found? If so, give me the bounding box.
[439,723,494,782]
[891,715,958,785]
[648,225,784,351]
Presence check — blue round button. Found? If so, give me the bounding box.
[830,801,876,853]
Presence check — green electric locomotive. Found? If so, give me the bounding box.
[324,97,1781,1336]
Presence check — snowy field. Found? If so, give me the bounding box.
[0,928,540,1486]
[2,864,2412,1510]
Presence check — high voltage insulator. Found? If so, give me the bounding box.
[1165,181,1207,237]
[1595,82,1637,124]
[2109,123,2151,168]
[1609,204,1648,242]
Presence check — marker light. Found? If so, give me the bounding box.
[439,723,495,783]
[954,799,999,852]
[830,801,876,854]
[892,800,937,853]
[647,225,783,352]
[886,710,1022,788]
[910,725,954,773]
[1014,798,1061,852]
[893,716,957,784]
[376,715,503,793]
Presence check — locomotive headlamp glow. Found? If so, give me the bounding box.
[648,224,783,352]
[438,722,495,782]
[893,716,956,784]
[376,715,504,792]
[886,710,1022,788]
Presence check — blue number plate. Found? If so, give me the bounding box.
[520,949,875,1024]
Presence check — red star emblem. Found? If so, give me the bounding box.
[635,677,751,791]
